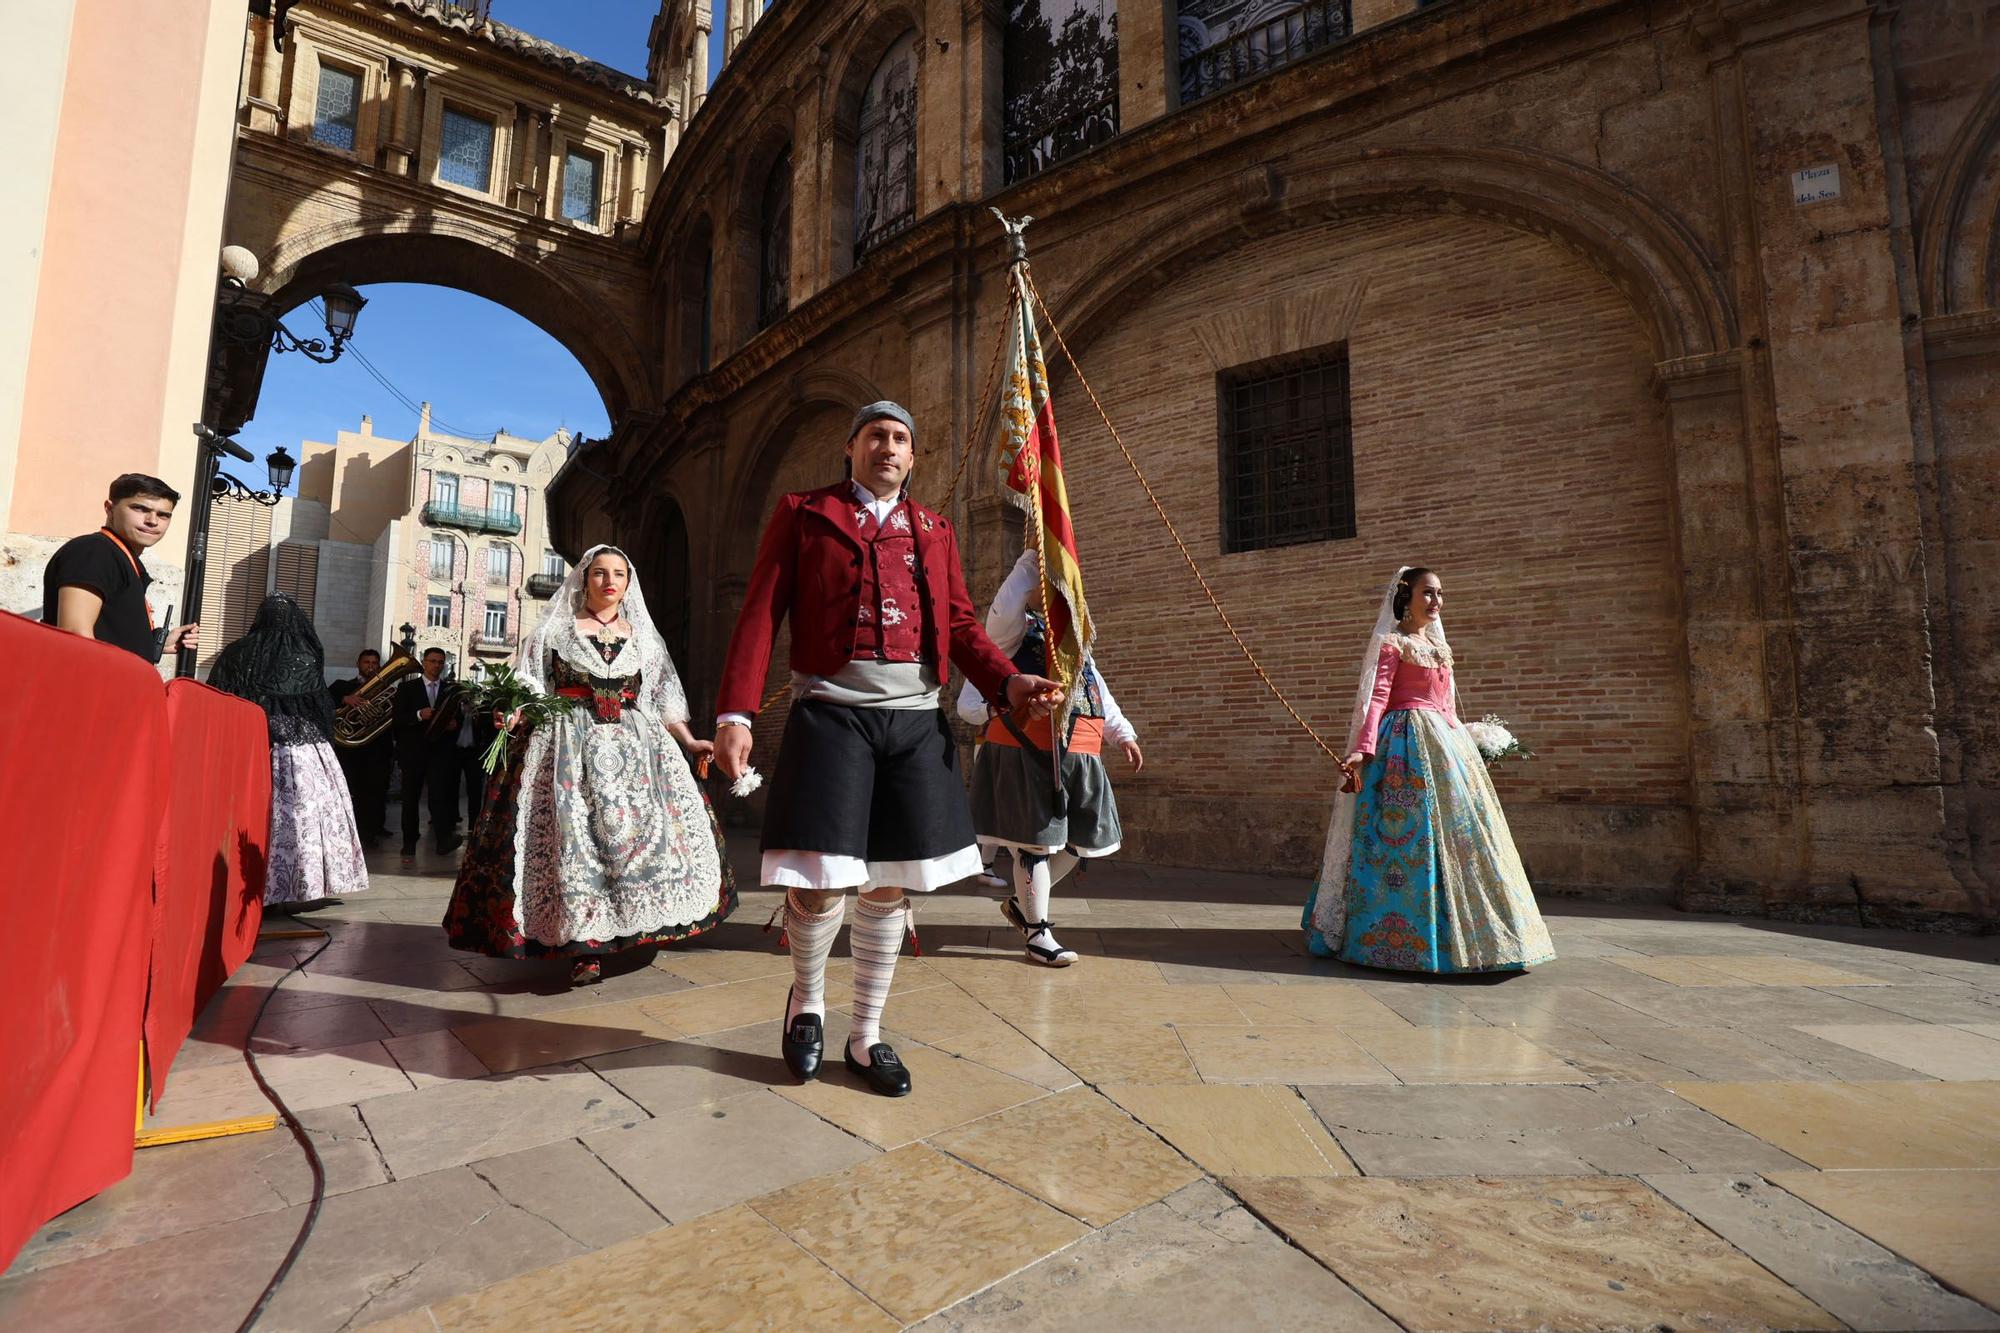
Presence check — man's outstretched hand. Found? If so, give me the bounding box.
[1006,674,1064,719]
[715,723,753,782]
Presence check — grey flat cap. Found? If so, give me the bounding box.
[850,400,916,440]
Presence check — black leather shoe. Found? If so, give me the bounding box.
[781,986,823,1082]
[844,1042,912,1098]
[436,831,463,855]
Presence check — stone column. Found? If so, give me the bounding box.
[962,0,1006,196]
[1118,0,1172,128]
[383,61,418,175]
[509,102,538,210]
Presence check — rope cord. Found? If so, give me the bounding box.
[1023,272,1341,763]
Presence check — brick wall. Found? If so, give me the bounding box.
[1051,211,1688,891]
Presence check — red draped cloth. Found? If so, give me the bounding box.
[0,612,168,1268]
[146,681,271,1100]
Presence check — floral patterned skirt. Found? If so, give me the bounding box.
[1302,709,1554,973]
[267,740,370,905]
[444,716,736,960]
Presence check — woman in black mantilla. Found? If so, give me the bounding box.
[444,546,735,985]
[208,593,370,907]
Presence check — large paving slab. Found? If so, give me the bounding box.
[1770,1170,2000,1312]
[410,1204,897,1331]
[1664,1080,2000,1169]
[930,1087,1202,1226]
[910,1182,1397,1331]
[581,1090,879,1221]
[1232,1174,1843,1332]
[750,1144,1090,1325]
[1798,1023,2000,1080]
[356,1061,649,1178]
[1298,1083,1808,1176]
[1643,1173,2000,1331]
[1101,1083,1356,1176]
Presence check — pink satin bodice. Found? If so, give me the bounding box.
[1354,636,1459,756]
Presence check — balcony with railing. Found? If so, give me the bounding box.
[1180,0,1353,105]
[421,501,524,535]
[525,572,564,599]
[471,631,518,655]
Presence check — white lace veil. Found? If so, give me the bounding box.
[515,543,689,726]
[1309,565,1452,943]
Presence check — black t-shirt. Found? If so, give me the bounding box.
[43,531,159,662]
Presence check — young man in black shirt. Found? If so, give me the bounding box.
[42,473,200,663]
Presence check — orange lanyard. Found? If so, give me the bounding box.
[98,528,154,629]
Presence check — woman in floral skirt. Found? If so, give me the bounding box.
[1303,566,1553,973]
[445,545,734,985]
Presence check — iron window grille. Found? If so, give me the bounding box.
[757,147,793,330]
[312,63,361,151]
[439,106,495,191]
[1179,0,1352,105]
[853,32,918,261]
[1218,345,1356,554]
[1003,1,1121,185]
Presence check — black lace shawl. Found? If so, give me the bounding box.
[208,594,336,745]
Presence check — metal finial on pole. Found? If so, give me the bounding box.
[988,208,1034,266]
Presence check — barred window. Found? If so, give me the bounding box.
[312,63,361,151]
[853,32,918,260]
[757,147,792,330]
[1178,0,1352,105]
[1004,0,1119,185]
[426,594,451,628]
[439,106,495,191]
[1218,346,1355,553]
[561,148,600,225]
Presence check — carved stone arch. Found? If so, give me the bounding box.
[1038,143,1736,385]
[726,366,883,543]
[668,210,719,387]
[1917,72,2000,317]
[259,215,651,425]
[825,7,925,280]
[725,111,798,347]
[628,491,694,668]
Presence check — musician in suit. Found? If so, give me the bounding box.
[328,648,393,845]
[393,646,467,858]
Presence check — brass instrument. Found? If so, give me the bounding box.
[333,650,420,748]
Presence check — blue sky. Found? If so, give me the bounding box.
[242,3,722,466]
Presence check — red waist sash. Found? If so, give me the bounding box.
[556,684,636,723]
[983,714,1105,756]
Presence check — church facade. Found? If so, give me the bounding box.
[524,1,1991,928]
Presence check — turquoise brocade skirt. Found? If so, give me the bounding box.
[1303,709,1554,973]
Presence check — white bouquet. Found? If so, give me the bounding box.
[1464,714,1532,767]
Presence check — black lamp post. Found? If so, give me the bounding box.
[183,250,367,678]
[176,431,306,677]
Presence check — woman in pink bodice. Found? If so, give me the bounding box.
[1303,566,1554,972]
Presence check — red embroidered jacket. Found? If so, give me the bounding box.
[716,483,1019,717]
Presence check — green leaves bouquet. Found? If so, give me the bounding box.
[462,662,578,775]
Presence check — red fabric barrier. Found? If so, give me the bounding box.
[0,612,168,1269]
[146,680,270,1100]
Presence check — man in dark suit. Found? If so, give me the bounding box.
[393,647,466,858]
[328,647,393,845]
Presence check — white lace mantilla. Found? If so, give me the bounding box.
[1388,632,1453,669]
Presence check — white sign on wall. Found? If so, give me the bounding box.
[1792,163,1842,206]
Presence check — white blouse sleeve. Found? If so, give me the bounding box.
[1095,664,1136,746]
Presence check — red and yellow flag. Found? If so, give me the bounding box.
[997,279,1093,705]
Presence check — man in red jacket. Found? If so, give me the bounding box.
[714,400,1061,1097]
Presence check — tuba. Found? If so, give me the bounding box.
[333,649,420,748]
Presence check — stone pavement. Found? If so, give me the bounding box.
[5,843,1999,1332]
